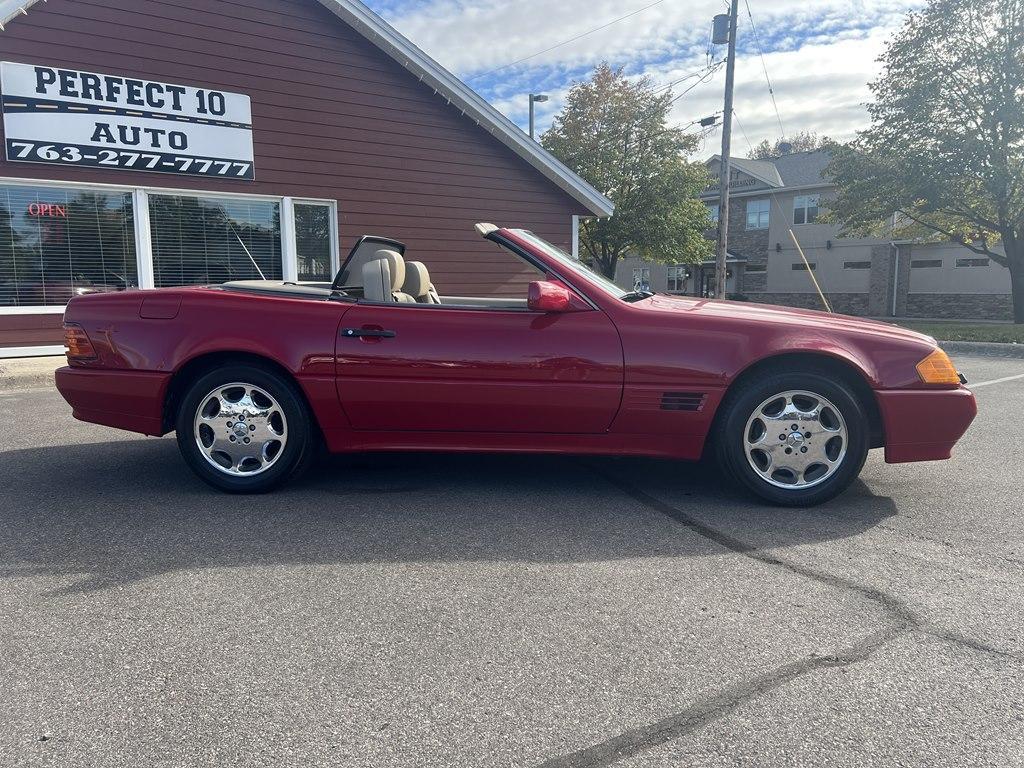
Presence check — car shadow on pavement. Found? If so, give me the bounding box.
[0,437,897,595]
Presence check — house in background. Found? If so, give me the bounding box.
[614,149,1011,320]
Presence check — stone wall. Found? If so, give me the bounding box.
[747,292,870,316]
[904,294,1012,321]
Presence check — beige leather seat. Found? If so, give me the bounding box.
[402,260,440,304]
[362,249,415,303]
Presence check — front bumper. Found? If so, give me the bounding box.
[55,366,172,436]
[876,387,977,463]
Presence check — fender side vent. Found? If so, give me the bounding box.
[660,392,706,412]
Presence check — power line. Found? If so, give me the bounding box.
[731,109,756,155]
[654,60,726,95]
[667,60,725,104]
[466,0,669,80]
[743,0,786,138]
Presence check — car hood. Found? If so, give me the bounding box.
[637,294,937,345]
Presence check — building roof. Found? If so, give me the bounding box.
[0,0,615,217]
[771,149,832,187]
[704,149,833,192]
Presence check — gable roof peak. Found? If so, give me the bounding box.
[0,0,614,216]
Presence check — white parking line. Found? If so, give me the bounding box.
[970,373,1024,388]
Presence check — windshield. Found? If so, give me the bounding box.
[510,229,629,299]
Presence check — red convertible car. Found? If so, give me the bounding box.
[55,223,976,505]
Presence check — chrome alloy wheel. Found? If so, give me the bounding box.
[193,383,288,476]
[743,389,848,489]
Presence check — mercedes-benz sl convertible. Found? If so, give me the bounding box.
[55,223,977,505]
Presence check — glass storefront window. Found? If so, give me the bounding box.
[0,184,137,307]
[294,202,333,281]
[149,194,282,287]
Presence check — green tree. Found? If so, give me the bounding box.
[749,131,831,160]
[541,64,712,279]
[826,0,1024,322]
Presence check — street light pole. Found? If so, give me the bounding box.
[714,0,739,299]
[528,93,548,140]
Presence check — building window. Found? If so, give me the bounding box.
[667,265,688,292]
[792,262,816,270]
[746,199,770,229]
[793,194,820,225]
[149,194,283,287]
[745,263,767,273]
[294,202,334,281]
[843,261,871,270]
[706,203,719,224]
[955,257,989,268]
[0,184,137,307]
[632,267,651,292]
[911,259,942,268]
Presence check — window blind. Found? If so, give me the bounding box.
[0,184,137,307]
[149,194,282,287]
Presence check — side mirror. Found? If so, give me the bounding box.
[528,280,572,312]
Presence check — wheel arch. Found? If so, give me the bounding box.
[711,350,884,451]
[162,350,316,434]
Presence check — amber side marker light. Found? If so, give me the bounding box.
[916,348,960,385]
[63,323,97,361]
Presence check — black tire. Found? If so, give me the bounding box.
[714,368,870,506]
[175,363,316,493]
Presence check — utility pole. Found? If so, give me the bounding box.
[714,0,739,299]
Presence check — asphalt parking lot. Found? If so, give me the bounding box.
[2,353,1023,767]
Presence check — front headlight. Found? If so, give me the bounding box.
[916,348,960,385]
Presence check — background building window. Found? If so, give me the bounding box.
[667,265,688,292]
[706,203,719,224]
[150,195,282,287]
[0,184,137,307]
[792,262,817,270]
[911,259,942,268]
[632,267,651,291]
[843,261,871,269]
[793,194,820,225]
[955,257,989,268]
[294,202,333,281]
[745,263,767,273]
[746,199,770,229]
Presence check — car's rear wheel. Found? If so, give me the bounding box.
[714,369,870,506]
[175,364,314,493]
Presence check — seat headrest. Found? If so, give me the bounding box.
[374,249,405,291]
[362,258,391,302]
[403,261,431,299]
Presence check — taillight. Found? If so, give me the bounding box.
[63,323,97,361]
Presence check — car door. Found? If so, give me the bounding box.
[334,300,623,433]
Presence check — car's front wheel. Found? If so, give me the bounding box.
[715,369,870,506]
[175,364,315,493]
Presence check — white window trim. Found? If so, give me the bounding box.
[745,199,770,230]
[0,176,339,314]
[793,194,820,226]
[0,344,65,359]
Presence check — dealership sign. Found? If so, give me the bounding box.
[0,62,254,180]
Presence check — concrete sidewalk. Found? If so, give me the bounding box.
[0,356,62,392]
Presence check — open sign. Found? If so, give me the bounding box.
[27,202,68,217]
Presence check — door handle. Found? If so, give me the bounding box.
[341,327,396,338]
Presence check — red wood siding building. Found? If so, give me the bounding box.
[0,0,611,353]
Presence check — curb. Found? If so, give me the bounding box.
[0,356,63,392]
[939,340,1024,360]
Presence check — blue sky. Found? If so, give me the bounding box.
[370,0,923,156]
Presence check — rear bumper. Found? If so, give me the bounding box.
[876,387,977,463]
[55,366,171,436]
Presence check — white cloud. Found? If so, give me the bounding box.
[379,0,922,153]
